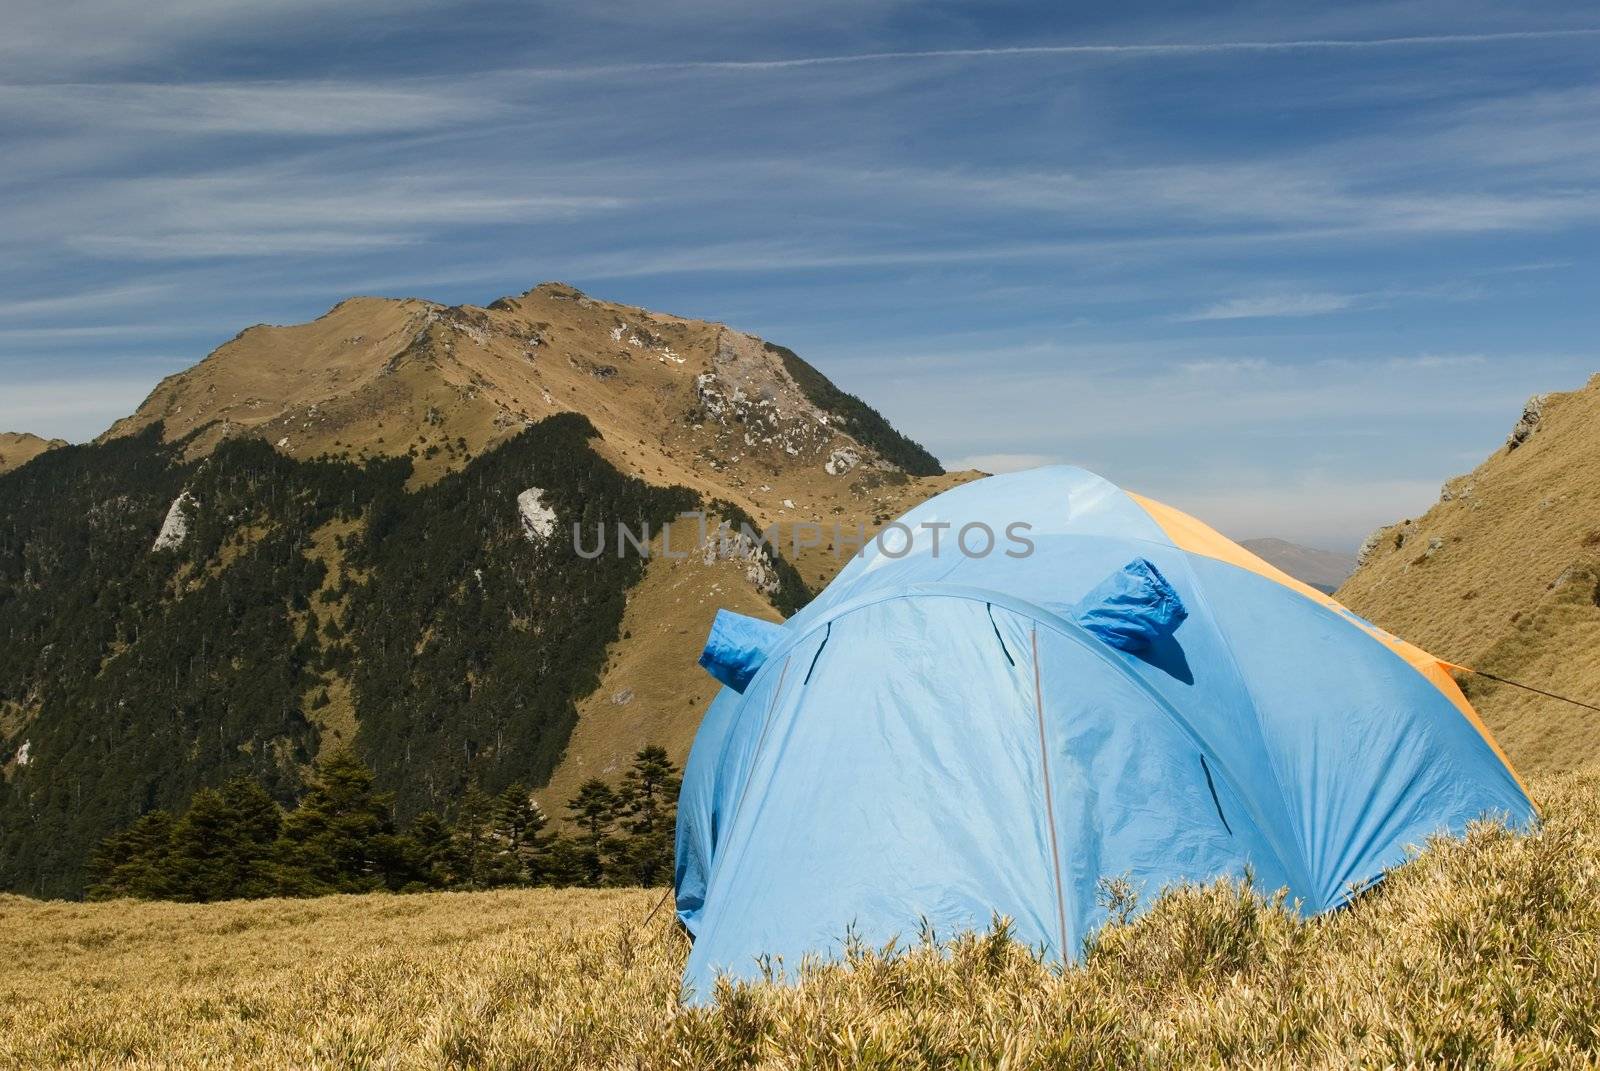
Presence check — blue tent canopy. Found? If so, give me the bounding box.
[674,466,1532,1001]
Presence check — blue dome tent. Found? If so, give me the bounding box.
[674,466,1532,999]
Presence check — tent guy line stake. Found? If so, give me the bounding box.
[619,885,678,954]
[1447,663,1600,715]
[640,885,673,929]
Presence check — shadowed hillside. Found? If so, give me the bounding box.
[0,417,701,895]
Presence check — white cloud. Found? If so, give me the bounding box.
[0,81,497,136]
[1185,292,1358,320]
[0,324,213,341]
[13,167,632,262]
[0,284,174,320]
[1177,358,1271,375]
[799,156,1600,239]
[513,29,1600,78]
[1388,353,1489,370]
[71,230,420,260]
[0,0,450,80]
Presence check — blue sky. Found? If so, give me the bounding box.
[2,2,1597,549]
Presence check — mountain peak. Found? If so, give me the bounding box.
[101,285,947,525]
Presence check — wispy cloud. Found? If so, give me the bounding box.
[787,148,1600,240]
[513,28,1600,77]
[1184,292,1358,320]
[0,0,448,80]
[0,284,174,320]
[14,168,633,261]
[1177,358,1272,375]
[0,80,496,136]
[70,230,420,259]
[0,324,214,342]
[1387,353,1490,370]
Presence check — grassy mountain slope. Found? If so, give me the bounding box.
[1,284,962,894]
[6,764,1596,1068]
[0,432,66,475]
[1337,374,1600,777]
[103,282,952,514]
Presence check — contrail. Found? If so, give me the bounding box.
[525,28,1600,77]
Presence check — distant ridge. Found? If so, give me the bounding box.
[0,432,66,475]
[1239,538,1356,594]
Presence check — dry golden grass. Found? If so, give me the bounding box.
[5,766,1598,1069]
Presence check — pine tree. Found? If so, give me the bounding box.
[86,811,176,900]
[164,784,270,901]
[490,783,549,885]
[81,740,681,900]
[163,788,230,901]
[610,746,682,887]
[400,811,457,890]
[567,778,619,887]
[219,776,285,898]
[274,749,405,895]
[452,785,497,890]
[536,834,589,888]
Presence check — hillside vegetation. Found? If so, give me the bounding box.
[5,764,1596,1069]
[85,745,682,901]
[1339,373,1600,778]
[0,416,696,896]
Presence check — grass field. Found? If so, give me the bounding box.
[4,767,1598,1070]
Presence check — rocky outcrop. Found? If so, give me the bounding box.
[1506,394,1547,450]
[151,491,194,551]
[517,488,557,541]
[1439,475,1475,503]
[702,523,781,596]
[825,448,860,476]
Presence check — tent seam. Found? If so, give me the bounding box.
[1030,625,1071,959]
[720,656,794,870]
